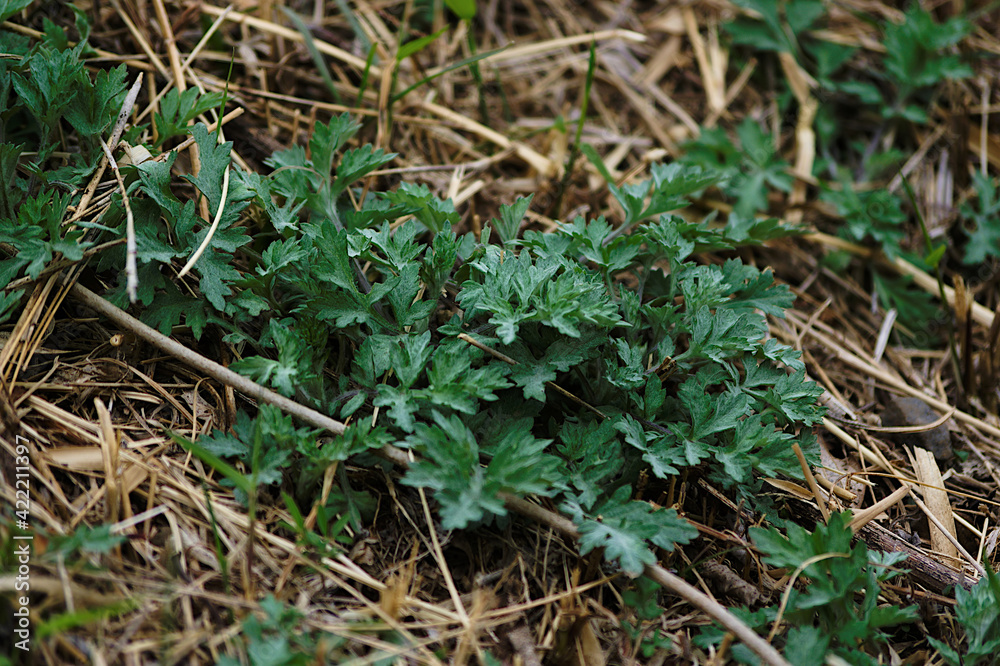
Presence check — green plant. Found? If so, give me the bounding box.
[960,171,1000,265]
[45,524,127,559]
[0,12,131,322]
[218,595,343,666]
[5,82,824,577]
[698,512,918,664]
[678,119,793,217]
[929,563,1000,665]
[821,181,906,260]
[724,0,858,157]
[193,406,321,501]
[621,576,673,658]
[2,3,992,663]
[754,513,918,660]
[729,2,972,125]
[817,178,942,339]
[878,7,972,123]
[723,0,974,273]
[726,0,827,58]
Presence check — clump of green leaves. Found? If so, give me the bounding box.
[196,406,319,498]
[960,171,1000,265]
[728,1,972,125]
[168,115,819,577]
[0,11,131,322]
[879,7,972,123]
[817,179,941,339]
[678,120,793,217]
[621,576,673,658]
[0,6,977,664]
[726,0,827,56]
[218,595,344,666]
[45,523,127,559]
[721,0,974,279]
[698,512,918,664]
[0,8,255,335]
[821,182,906,260]
[752,512,918,661]
[929,564,1000,665]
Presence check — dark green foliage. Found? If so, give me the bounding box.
[821,182,906,260]
[679,120,793,217]
[929,564,1000,665]
[198,406,321,501]
[568,486,698,575]
[217,595,343,666]
[46,524,127,558]
[880,7,972,123]
[401,412,562,529]
[961,172,1000,265]
[152,87,226,147]
[698,513,918,664]
[621,576,675,657]
[752,512,918,663]
[726,0,826,55]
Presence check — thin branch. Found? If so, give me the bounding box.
[67,281,347,436]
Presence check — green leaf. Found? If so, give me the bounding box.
[581,143,616,185]
[726,0,826,54]
[783,626,829,666]
[491,194,533,245]
[680,120,789,216]
[574,486,697,576]
[883,8,972,91]
[152,87,225,147]
[688,384,749,441]
[331,144,396,199]
[381,182,459,233]
[309,113,360,178]
[0,143,26,222]
[605,338,646,391]
[37,600,139,641]
[64,63,127,139]
[509,361,555,402]
[358,220,423,271]
[173,431,255,495]
[0,0,32,23]
[48,524,126,557]
[398,27,448,61]
[443,0,477,20]
[141,284,209,338]
[0,188,82,280]
[325,421,394,462]
[12,45,85,136]
[390,331,434,389]
[191,243,244,312]
[935,564,1000,664]
[231,319,323,399]
[374,384,419,432]
[183,124,235,212]
[961,172,1000,264]
[558,418,624,508]
[401,412,557,529]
